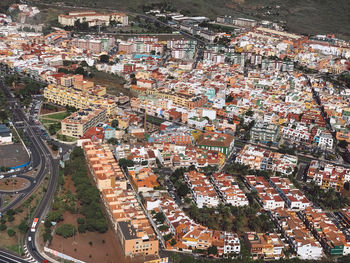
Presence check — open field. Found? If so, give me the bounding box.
[40,111,70,121]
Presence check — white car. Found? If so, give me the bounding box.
[28,236,31,242]
[0,175,4,179]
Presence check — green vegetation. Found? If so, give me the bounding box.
[4,75,44,108]
[7,229,16,237]
[303,182,349,210]
[56,224,76,238]
[118,158,135,169]
[43,111,71,120]
[169,168,191,198]
[63,147,109,233]
[56,134,77,142]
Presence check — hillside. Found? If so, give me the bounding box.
[17,0,350,40]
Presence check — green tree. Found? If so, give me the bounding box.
[99,55,110,64]
[170,238,177,246]
[78,224,86,233]
[7,229,16,237]
[107,138,119,145]
[47,211,63,222]
[111,119,119,128]
[77,218,85,225]
[56,224,76,238]
[207,245,218,255]
[18,220,28,234]
[155,212,166,224]
[118,158,134,168]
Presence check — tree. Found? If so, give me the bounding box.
[170,238,177,246]
[99,55,110,64]
[163,233,173,241]
[74,67,86,76]
[118,158,134,168]
[47,211,63,222]
[77,218,85,225]
[78,224,86,233]
[0,224,7,231]
[111,119,119,128]
[207,245,218,255]
[18,220,28,234]
[177,183,190,197]
[155,212,166,224]
[56,224,76,238]
[7,229,16,237]
[107,138,119,145]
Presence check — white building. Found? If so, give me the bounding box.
[0,124,12,144]
[224,232,241,254]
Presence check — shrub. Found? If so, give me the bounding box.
[77,218,85,225]
[55,224,76,238]
[78,224,86,233]
[7,229,16,237]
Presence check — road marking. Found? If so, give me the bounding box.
[0,253,25,263]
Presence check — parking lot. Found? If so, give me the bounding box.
[0,143,29,168]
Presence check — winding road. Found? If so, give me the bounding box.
[0,66,67,262]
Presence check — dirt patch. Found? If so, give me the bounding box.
[40,104,66,115]
[0,178,30,191]
[49,174,143,263]
[49,212,143,263]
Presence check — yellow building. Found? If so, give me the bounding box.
[61,108,107,138]
[44,84,117,116]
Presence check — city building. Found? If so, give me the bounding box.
[61,108,107,138]
[58,11,128,27]
[250,122,280,144]
[196,132,234,156]
[245,232,284,260]
[0,124,12,144]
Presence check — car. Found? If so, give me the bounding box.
[28,236,31,242]
[12,175,17,178]
[0,175,4,179]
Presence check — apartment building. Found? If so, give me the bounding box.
[82,140,126,191]
[236,145,297,175]
[61,108,106,138]
[211,173,248,206]
[270,208,323,260]
[299,207,350,256]
[269,177,311,211]
[245,175,285,210]
[58,11,128,27]
[250,122,280,143]
[44,84,118,116]
[129,168,159,193]
[147,196,240,255]
[245,232,284,260]
[117,220,158,257]
[82,140,158,257]
[184,170,219,208]
[307,161,350,192]
[196,132,234,156]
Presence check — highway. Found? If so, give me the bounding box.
[0,68,60,262]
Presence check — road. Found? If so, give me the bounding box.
[0,70,61,262]
[0,250,30,263]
